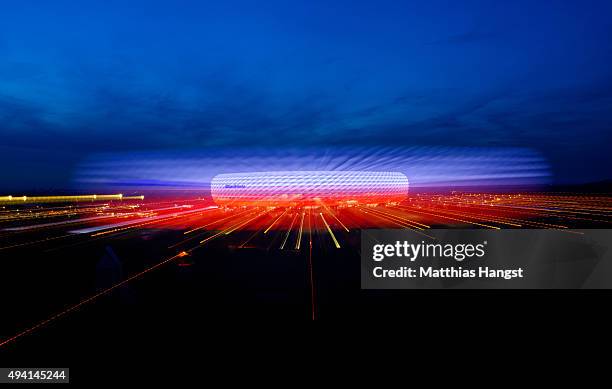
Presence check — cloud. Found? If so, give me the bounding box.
[1,0,612,187]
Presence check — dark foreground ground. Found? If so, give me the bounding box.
[1,225,610,364]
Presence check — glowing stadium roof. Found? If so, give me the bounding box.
[211,171,409,206]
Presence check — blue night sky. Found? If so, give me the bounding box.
[1,0,611,190]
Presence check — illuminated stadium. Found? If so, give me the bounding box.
[2,1,612,365]
[210,171,409,206]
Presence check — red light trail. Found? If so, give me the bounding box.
[0,190,611,348]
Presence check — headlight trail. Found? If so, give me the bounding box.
[0,190,611,349]
[0,194,127,204]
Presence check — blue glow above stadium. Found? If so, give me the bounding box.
[74,146,550,191]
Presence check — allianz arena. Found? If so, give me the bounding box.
[211,171,409,206]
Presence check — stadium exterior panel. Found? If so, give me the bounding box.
[211,171,409,206]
